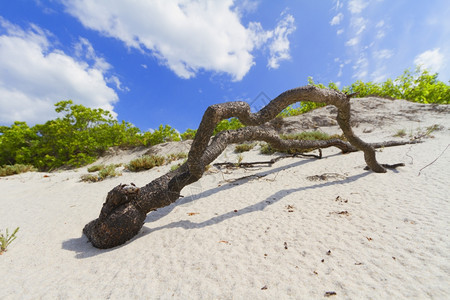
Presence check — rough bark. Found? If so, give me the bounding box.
[83,86,409,249]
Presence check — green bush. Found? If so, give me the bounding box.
[181,128,197,140]
[87,164,104,172]
[142,125,180,146]
[0,100,142,171]
[80,174,101,183]
[0,164,37,177]
[280,67,449,118]
[235,143,256,153]
[166,152,188,162]
[81,164,121,182]
[213,118,244,135]
[126,155,166,172]
[98,164,122,179]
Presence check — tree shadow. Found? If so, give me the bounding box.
[141,170,371,237]
[145,155,320,224]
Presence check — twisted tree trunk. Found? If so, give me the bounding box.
[83,86,404,249]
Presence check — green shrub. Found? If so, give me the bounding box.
[98,164,122,179]
[80,174,100,183]
[235,143,256,153]
[0,227,19,254]
[142,125,180,146]
[181,128,197,140]
[259,143,276,155]
[0,164,37,177]
[81,164,121,182]
[166,152,188,162]
[87,164,104,172]
[126,155,166,172]
[213,118,244,135]
[281,131,345,141]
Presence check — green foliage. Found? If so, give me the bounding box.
[142,125,180,146]
[213,118,244,135]
[126,155,166,172]
[0,122,38,166]
[341,67,449,104]
[87,164,104,172]
[80,174,101,183]
[280,67,449,118]
[126,152,187,172]
[166,152,188,161]
[0,100,142,171]
[181,128,197,140]
[0,164,37,177]
[0,227,19,254]
[282,131,346,141]
[98,164,122,179]
[235,143,256,153]
[278,77,329,117]
[81,164,122,182]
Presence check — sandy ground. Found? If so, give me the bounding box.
[1,98,449,299]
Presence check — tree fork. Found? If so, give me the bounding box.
[83,86,408,248]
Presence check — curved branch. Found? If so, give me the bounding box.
[83,86,404,248]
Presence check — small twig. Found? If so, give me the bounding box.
[405,145,414,164]
[418,144,449,176]
[213,150,322,169]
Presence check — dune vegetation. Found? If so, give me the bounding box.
[0,67,448,174]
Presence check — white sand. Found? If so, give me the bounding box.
[1,98,449,299]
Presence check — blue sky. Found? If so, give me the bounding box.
[1,0,449,132]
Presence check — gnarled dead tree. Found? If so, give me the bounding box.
[84,86,410,249]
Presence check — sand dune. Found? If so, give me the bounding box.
[1,98,449,299]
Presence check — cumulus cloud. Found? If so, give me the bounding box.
[0,18,119,125]
[414,48,446,74]
[62,0,295,81]
[330,13,344,26]
[267,13,296,69]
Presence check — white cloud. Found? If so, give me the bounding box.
[348,0,369,14]
[375,20,385,28]
[0,18,118,125]
[346,37,359,46]
[62,0,295,81]
[330,13,344,26]
[352,55,369,79]
[373,49,393,61]
[337,29,344,35]
[267,13,296,69]
[233,0,260,15]
[334,0,344,10]
[351,17,367,35]
[414,48,446,73]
